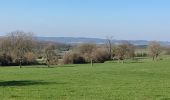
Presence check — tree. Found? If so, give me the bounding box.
[125,42,135,59]
[78,43,96,66]
[92,47,110,63]
[114,42,135,63]
[44,43,58,67]
[148,41,162,60]
[106,36,114,60]
[63,52,85,64]
[114,44,127,62]
[0,31,35,67]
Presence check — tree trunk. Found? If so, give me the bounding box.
[152,56,155,61]
[91,58,93,67]
[19,60,22,68]
[46,59,50,68]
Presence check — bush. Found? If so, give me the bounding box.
[63,47,110,64]
[0,53,12,66]
[63,52,85,64]
[92,48,110,63]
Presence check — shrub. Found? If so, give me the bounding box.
[0,53,12,66]
[63,52,85,64]
[77,43,96,63]
[92,48,110,63]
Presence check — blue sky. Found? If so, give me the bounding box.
[0,0,170,41]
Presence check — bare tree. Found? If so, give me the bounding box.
[44,43,58,67]
[78,43,96,66]
[0,31,35,67]
[148,41,162,60]
[92,47,110,63]
[106,36,114,60]
[125,42,135,59]
[114,42,135,63]
[0,37,12,55]
[63,51,85,64]
[114,44,127,62]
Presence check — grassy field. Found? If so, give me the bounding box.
[1,57,170,100]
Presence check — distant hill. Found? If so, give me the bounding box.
[36,37,170,46]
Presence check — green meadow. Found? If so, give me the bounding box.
[0,57,170,100]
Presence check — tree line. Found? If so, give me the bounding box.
[0,31,170,67]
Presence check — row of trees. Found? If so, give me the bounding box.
[63,41,164,64]
[0,31,168,66]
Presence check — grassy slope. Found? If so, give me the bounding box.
[0,58,170,100]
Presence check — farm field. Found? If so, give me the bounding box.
[1,58,170,100]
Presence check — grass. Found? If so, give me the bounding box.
[0,58,170,100]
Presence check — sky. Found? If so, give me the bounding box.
[0,0,170,41]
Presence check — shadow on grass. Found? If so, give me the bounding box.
[22,65,76,68]
[0,80,67,87]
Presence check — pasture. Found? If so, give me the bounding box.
[0,57,170,100]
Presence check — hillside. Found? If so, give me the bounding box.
[36,37,170,46]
